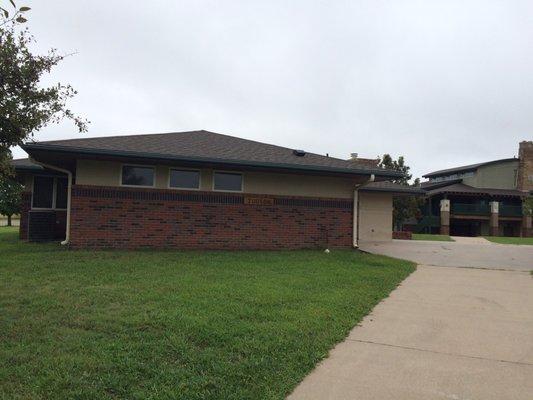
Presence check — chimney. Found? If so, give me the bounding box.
[517,141,533,192]
[348,153,379,167]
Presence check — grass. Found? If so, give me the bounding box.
[483,236,533,245]
[0,226,414,400]
[411,233,454,242]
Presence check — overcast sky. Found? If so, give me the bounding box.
[11,0,533,179]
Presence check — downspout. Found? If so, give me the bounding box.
[353,174,375,248]
[29,158,72,246]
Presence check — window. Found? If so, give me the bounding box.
[32,176,54,208]
[32,176,68,209]
[169,169,200,189]
[213,172,242,192]
[121,165,155,187]
[55,178,68,209]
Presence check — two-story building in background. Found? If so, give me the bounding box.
[417,141,532,237]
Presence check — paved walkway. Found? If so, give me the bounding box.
[359,239,533,271]
[289,265,533,400]
[450,236,491,245]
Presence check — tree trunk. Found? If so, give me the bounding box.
[7,215,11,227]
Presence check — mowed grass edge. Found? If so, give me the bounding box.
[483,236,533,245]
[0,227,415,400]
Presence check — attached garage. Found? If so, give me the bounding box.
[358,192,393,243]
[357,181,426,244]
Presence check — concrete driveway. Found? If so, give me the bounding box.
[289,240,533,400]
[360,238,533,271]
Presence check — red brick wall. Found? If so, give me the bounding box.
[69,185,354,250]
[19,192,31,240]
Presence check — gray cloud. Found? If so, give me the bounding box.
[12,0,533,179]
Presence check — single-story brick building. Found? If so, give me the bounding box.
[13,130,422,249]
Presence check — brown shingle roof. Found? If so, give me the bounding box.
[22,130,402,177]
[426,183,527,198]
[360,181,426,195]
[420,179,462,189]
[11,158,43,171]
[423,158,517,178]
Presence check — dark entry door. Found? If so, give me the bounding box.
[450,219,480,237]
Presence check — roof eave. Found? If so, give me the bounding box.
[420,179,463,190]
[21,143,404,178]
[423,158,518,178]
[423,168,477,179]
[426,189,527,199]
[359,187,426,195]
[13,165,43,172]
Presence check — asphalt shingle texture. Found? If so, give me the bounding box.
[28,130,386,172]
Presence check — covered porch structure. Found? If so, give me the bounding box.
[421,183,530,237]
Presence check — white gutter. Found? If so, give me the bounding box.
[29,158,72,246]
[353,174,375,248]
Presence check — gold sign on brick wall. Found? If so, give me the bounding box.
[244,197,274,206]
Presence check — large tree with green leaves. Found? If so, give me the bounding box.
[378,154,423,230]
[0,1,88,178]
[0,172,22,226]
[1,0,30,25]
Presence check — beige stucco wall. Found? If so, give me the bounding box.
[242,171,362,198]
[358,192,393,242]
[76,160,121,187]
[75,159,364,199]
[462,161,519,189]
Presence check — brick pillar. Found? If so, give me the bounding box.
[440,199,450,235]
[489,201,499,236]
[522,214,532,237]
[517,141,533,192]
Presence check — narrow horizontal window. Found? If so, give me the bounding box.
[32,176,54,208]
[121,165,154,187]
[169,169,200,189]
[213,172,242,192]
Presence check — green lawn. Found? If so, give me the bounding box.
[483,236,533,245]
[412,233,454,242]
[0,227,414,400]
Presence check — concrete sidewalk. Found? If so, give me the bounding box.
[288,266,533,400]
[359,239,533,271]
[450,236,492,245]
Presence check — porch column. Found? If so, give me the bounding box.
[440,199,450,235]
[489,201,499,236]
